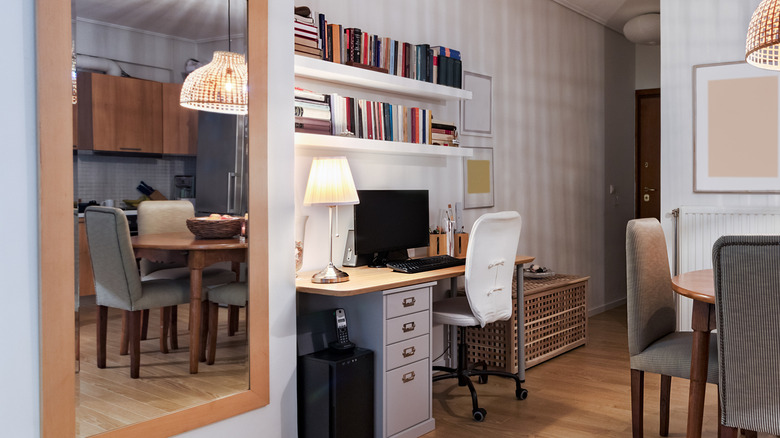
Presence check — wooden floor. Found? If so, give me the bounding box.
[426,305,773,438]
[76,296,248,437]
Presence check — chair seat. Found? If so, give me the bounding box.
[433,296,480,327]
[208,282,247,307]
[131,279,193,310]
[630,331,719,383]
[142,266,237,287]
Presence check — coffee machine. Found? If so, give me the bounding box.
[173,175,195,205]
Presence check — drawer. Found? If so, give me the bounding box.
[386,287,430,319]
[386,334,429,371]
[386,310,429,345]
[386,359,429,437]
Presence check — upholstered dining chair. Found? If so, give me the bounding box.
[137,200,237,351]
[206,282,248,365]
[713,235,780,437]
[85,206,193,378]
[432,211,525,422]
[626,218,719,437]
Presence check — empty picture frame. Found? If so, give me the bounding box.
[694,61,780,192]
[460,71,493,137]
[463,147,494,209]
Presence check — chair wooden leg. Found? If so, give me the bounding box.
[207,302,219,365]
[159,306,170,354]
[228,305,240,336]
[170,306,179,350]
[128,310,142,379]
[140,308,150,340]
[659,374,671,436]
[199,300,209,362]
[96,305,108,369]
[631,369,644,438]
[120,311,129,356]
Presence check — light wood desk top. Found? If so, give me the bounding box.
[296,255,535,296]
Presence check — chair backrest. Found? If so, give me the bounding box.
[84,206,142,310]
[463,211,522,327]
[137,200,194,275]
[625,218,676,356]
[713,235,780,434]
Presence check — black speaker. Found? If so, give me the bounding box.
[342,229,370,267]
[298,348,374,438]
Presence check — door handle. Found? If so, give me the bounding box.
[643,187,656,192]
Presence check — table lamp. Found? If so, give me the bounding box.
[303,157,360,283]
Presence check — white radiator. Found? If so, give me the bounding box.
[674,206,780,330]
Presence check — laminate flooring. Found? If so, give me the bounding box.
[76,296,248,437]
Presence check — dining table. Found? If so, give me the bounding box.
[670,269,715,438]
[131,231,248,374]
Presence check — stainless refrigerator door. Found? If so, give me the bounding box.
[195,112,246,214]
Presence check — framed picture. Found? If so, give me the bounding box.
[463,147,494,209]
[694,61,780,192]
[460,71,493,137]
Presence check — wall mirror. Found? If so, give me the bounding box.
[39,0,269,436]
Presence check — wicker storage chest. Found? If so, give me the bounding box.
[462,274,589,373]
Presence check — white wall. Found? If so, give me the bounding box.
[0,0,40,436]
[636,44,661,90]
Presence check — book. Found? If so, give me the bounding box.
[295,117,331,128]
[295,15,315,24]
[294,104,331,121]
[432,46,461,60]
[295,37,319,49]
[329,24,341,64]
[294,51,321,59]
[295,44,322,56]
[294,87,326,102]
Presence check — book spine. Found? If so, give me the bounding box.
[326,25,333,62]
[426,48,433,83]
[294,105,331,121]
[317,14,326,59]
[453,58,462,88]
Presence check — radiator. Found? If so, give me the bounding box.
[674,206,780,330]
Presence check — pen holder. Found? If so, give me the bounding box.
[454,233,469,258]
[428,233,448,256]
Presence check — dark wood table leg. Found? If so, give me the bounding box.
[686,300,715,438]
[189,266,203,374]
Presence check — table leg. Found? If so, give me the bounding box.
[449,277,459,368]
[686,300,715,438]
[516,264,525,382]
[189,267,203,374]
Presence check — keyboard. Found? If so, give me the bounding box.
[386,255,466,274]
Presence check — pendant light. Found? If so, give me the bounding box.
[746,0,780,70]
[180,0,248,114]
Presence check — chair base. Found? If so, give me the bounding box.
[433,326,527,421]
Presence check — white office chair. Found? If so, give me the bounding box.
[432,211,526,422]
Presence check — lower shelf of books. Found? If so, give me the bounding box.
[294,132,473,157]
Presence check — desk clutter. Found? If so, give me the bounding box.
[462,272,589,373]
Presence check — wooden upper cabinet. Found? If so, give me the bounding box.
[162,82,198,155]
[77,72,163,153]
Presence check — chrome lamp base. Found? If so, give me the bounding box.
[311,262,350,283]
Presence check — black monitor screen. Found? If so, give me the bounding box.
[354,190,429,263]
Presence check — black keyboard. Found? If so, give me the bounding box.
[386,255,466,274]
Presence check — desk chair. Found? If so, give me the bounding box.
[432,211,525,422]
[626,218,719,437]
[713,235,780,437]
[85,206,192,378]
[206,282,247,365]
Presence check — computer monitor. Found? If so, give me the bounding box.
[354,190,429,267]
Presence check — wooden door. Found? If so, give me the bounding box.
[162,82,198,155]
[635,89,661,220]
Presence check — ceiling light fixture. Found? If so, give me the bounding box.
[180,0,248,114]
[746,0,780,70]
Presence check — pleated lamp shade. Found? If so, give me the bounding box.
[746,0,780,70]
[180,51,248,114]
[303,157,360,207]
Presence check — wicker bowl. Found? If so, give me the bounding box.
[186,217,243,239]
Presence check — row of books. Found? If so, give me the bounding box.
[294,87,331,134]
[294,12,322,59]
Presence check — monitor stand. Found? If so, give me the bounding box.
[368,250,408,268]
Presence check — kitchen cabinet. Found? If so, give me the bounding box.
[162,82,198,155]
[77,72,163,153]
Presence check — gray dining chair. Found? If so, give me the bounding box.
[85,206,194,378]
[713,235,780,437]
[206,282,248,365]
[626,218,719,437]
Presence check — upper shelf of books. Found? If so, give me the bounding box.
[294,55,473,103]
[294,133,474,158]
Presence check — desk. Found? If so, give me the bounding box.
[671,269,714,438]
[297,255,534,438]
[131,232,247,374]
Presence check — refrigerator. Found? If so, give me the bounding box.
[195,111,248,215]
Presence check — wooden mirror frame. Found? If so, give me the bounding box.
[37,0,270,436]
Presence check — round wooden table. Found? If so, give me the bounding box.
[670,269,715,438]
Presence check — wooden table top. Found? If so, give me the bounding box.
[671,269,714,304]
[130,232,248,250]
[296,255,535,297]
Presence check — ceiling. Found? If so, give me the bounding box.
[74,0,658,42]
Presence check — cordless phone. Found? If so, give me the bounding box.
[330,308,356,351]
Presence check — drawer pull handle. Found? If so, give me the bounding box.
[402,321,416,333]
[402,346,416,358]
[402,371,415,383]
[402,297,416,307]
[119,147,142,151]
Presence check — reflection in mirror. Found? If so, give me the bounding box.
[72,0,249,435]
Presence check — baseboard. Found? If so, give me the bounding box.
[588,297,626,317]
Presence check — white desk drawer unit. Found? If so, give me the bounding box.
[385,358,430,437]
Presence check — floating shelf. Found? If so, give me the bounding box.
[294,55,472,103]
[294,133,473,158]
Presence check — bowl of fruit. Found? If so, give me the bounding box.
[186,214,244,239]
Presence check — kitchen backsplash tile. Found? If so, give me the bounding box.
[75,153,195,206]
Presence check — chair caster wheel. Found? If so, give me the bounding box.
[472,408,487,422]
[516,388,528,400]
[478,375,488,384]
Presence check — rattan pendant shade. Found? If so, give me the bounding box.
[180,51,248,114]
[747,0,780,70]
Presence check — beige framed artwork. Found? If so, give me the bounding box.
[694,61,780,192]
[463,147,494,209]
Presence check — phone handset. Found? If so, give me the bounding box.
[330,308,356,351]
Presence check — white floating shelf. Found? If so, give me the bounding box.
[294,55,472,103]
[295,133,473,158]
